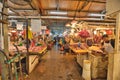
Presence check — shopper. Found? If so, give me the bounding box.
[63,41,69,54]
[101,34,114,53]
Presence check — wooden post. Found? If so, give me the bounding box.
[112,12,120,80]
[0,1,9,80]
[107,53,114,80]
[2,1,8,54]
[107,13,120,80]
[108,12,120,80]
[115,13,120,54]
[0,53,9,80]
[26,19,29,74]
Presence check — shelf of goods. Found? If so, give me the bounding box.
[28,45,47,73]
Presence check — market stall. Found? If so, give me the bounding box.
[63,21,115,79]
[28,44,47,73]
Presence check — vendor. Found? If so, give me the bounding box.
[101,34,114,53]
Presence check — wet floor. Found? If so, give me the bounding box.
[27,45,83,80]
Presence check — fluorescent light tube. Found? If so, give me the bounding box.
[89,13,105,16]
[49,11,67,15]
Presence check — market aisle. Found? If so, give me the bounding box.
[27,45,83,80]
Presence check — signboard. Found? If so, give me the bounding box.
[31,19,41,33]
[16,22,23,30]
[40,26,46,30]
[106,0,120,16]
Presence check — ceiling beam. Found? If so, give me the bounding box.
[8,13,101,18]
[45,9,101,13]
[42,14,101,18]
[8,15,115,23]
[64,0,106,4]
[10,8,101,14]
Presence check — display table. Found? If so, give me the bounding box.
[69,46,88,54]
[76,53,89,67]
[69,45,89,67]
[29,46,47,55]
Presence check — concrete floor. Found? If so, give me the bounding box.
[27,45,83,80]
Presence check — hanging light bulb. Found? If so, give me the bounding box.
[65,23,71,27]
[71,29,75,33]
[71,20,78,25]
[71,24,76,28]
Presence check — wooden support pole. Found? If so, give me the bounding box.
[2,1,9,54]
[107,53,114,80]
[0,1,9,80]
[0,53,9,80]
[112,12,120,80]
[108,12,120,80]
[115,13,120,54]
[26,18,29,74]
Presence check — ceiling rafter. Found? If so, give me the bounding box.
[64,0,106,4]
[73,0,80,19]
[30,0,42,15]
[37,0,44,15]
[9,0,28,6]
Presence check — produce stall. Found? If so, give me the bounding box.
[9,43,47,74]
